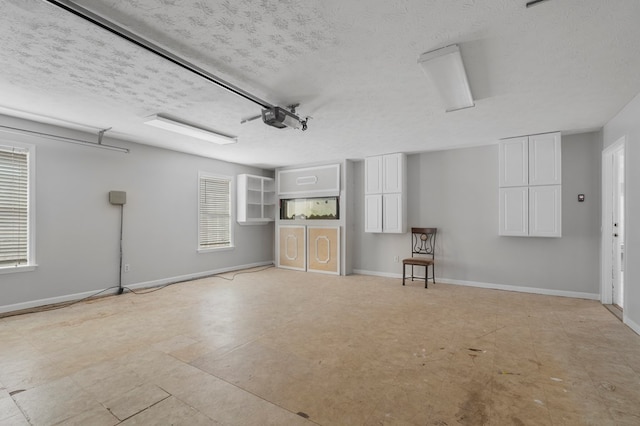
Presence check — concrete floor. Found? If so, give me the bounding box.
[1,268,639,425]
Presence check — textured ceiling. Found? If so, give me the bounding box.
[1,0,640,168]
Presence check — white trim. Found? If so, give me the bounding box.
[623,314,640,336]
[197,246,235,254]
[353,269,403,279]
[0,261,273,315]
[0,265,37,275]
[353,270,599,300]
[601,137,626,305]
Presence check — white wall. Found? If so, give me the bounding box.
[0,115,274,312]
[353,132,602,298]
[603,91,640,333]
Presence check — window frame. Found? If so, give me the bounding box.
[0,140,36,274]
[197,171,234,253]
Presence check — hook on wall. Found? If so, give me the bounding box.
[98,127,112,145]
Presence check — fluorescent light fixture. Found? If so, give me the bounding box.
[144,115,237,145]
[418,44,475,112]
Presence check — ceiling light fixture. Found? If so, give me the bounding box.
[418,44,475,112]
[144,115,237,145]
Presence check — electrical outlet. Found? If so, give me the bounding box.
[393,256,399,263]
[124,264,130,273]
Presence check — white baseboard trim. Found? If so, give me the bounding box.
[435,278,600,300]
[0,261,274,315]
[352,270,599,300]
[353,269,402,279]
[623,315,640,336]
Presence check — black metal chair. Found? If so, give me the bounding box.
[402,228,437,288]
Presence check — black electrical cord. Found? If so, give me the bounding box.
[122,265,275,295]
[1,285,122,317]
[117,203,124,295]
[1,266,275,318]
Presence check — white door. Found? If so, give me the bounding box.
[529,185,561,237]
[499,187,528,236]
[601,138,626,308]
[499,137,528,187]
[612,147,625,308]
[529,132,562,186]
[382,193,403,233]
[364,194,382,233]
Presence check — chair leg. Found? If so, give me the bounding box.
[402,264,405,286]
[432,264,436,284]
[411,265,414,281]
[425,265,428,289]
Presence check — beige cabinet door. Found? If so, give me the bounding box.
[307,226,340,275]
[278,226,306,271]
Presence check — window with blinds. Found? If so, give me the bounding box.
[198,174,232,250]
[0,145,29,267]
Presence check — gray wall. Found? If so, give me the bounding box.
[0,115,274,310]
[603,91,640,332]
[353,132,602,296]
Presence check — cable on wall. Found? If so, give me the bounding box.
[0,124,129,153]
[41,0,275,111]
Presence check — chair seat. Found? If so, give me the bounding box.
[402,257,434,266]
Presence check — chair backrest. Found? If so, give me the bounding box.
[410,227,437,259]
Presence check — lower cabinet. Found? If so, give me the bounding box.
[278,225,340,275]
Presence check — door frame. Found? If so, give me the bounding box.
[601,136,626,305]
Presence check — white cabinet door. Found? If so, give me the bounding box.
[499,187,529,236]
[382,153,405,193]
[529,185,561,237]
[529,132,561,186]
[277,164,340,196]
[364,194,382,233]
[499,137,528,187]
[382,193,403,233]
[364,156,383,194]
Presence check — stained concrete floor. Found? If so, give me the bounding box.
[1,268,639,425]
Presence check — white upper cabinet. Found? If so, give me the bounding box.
[529,185,562,237]
[364,156,383,194]
[237,174,276,224]
[277,164,340,197]
[529,132,561,186]
[382,193,403,233]
[498,132,561,238]
[364,194,383,233]
[499,137,528,187]
[382,153,405,193]
[364,153,406,233]
[499,187,529,236]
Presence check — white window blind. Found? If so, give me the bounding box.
[0,146,29,267]
[199,174,232,249]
